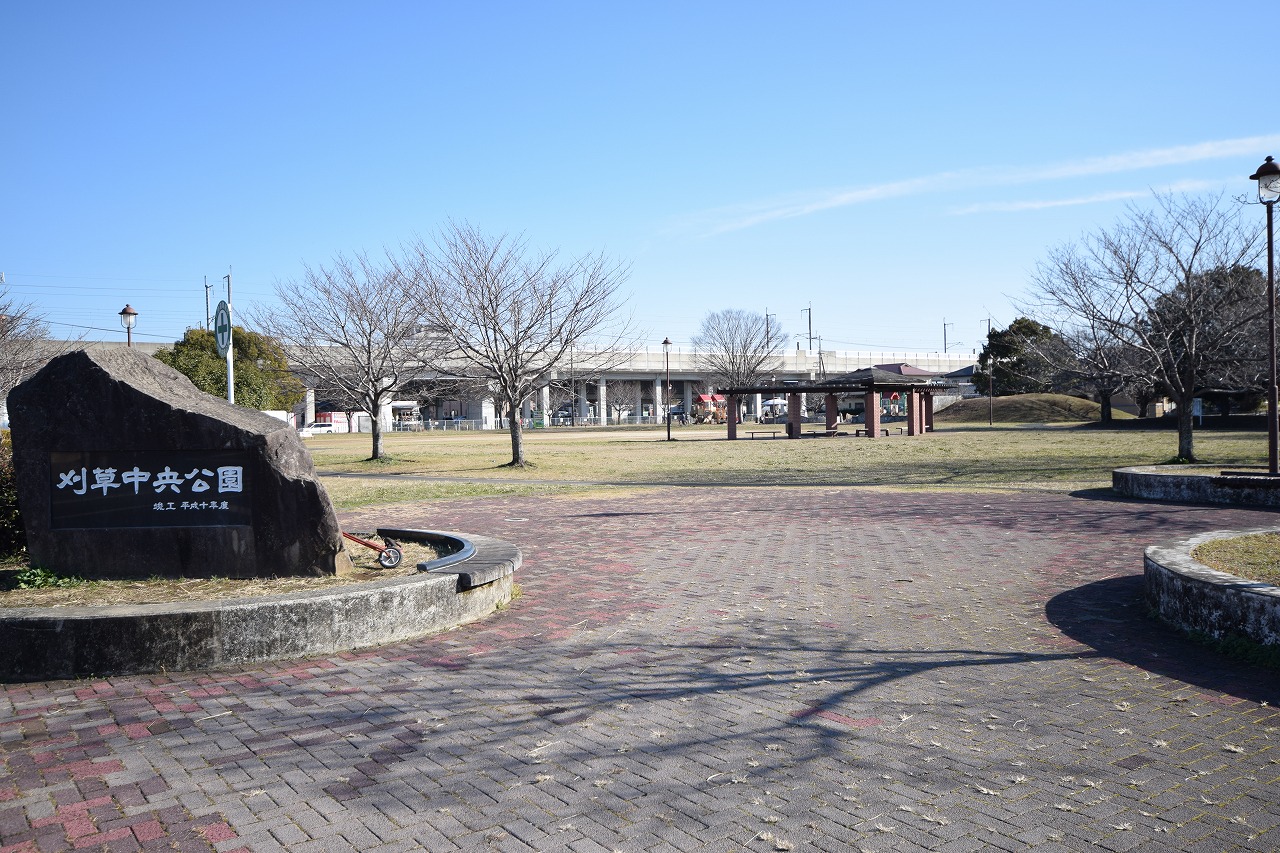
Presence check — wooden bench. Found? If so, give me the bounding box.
[854,427,890,437]
[747,430,782,439]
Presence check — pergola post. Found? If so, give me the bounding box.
[727,394,739,440]
[825,393,838,435]
[907,389,919,436]
[864,390,880,437]
[924,392,935,431]
[787,391,802,438]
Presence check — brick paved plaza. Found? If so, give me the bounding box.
[2,486,1278,852]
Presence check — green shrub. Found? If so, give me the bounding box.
[0,432,25,558]
[13,565,82,589]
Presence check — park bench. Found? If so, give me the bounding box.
[747,430,781,439]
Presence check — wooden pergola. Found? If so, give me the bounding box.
[719,368,955,440]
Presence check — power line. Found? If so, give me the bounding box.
[6,271,208,284]
[42,319,177,340]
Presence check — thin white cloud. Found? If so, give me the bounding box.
[690,134,1280,235]
[949,179,1224,215]
[950,190,1150,215]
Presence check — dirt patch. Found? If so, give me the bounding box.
[0,534,438,608]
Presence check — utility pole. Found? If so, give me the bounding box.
[943,318,955,352]
[800,303,813,349]
[204,276,213,330]
[224,269,234,405]
[765,308,776,349]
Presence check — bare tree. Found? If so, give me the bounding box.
[691,309,784,391]
[405,223,633,467]
[605,379,641,423]
[0,291,77,404]
[1025,193,1264,460]
[251,252,435,460]
[1005,315,1145,423]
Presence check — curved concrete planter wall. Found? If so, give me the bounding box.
[0,531,518,682]
[1114,465,1280,508]
[1145,528,1280,649]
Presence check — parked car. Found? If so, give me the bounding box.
[298,422,337,438]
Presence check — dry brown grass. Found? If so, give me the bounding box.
[309,420,1263,497]
[1192,533,1280,586]
[0,535,436,608]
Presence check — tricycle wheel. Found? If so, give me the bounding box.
[378,547,403,569]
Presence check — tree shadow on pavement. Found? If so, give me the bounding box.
[1044,574,1278,705]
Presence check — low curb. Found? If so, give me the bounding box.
[0,531,519,682]
[1145,528,1280,649]
[1114,464,1280,507]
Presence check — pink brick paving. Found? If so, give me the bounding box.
[1,486,1278,851]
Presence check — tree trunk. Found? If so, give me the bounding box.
[1098,391,1113,424]
[370,402,385,460]
[1175,393,1196,462]
[508,401,525,466]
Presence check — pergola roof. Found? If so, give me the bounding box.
[720,367,955,396]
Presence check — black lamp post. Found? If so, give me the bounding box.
[118,304,138,347]
[662,337,673,441]
[1251,156,1280,474]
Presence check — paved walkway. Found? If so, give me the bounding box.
[2,487,1279,852]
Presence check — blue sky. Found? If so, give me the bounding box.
[3,1,1278,355]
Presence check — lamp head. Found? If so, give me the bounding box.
[118,304,138,329]
[1251,156,1280,204]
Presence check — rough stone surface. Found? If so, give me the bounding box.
[1145,527,1280,648]
[0,533,517,681]
[1114,463,1280,507]
[8,348,346,578]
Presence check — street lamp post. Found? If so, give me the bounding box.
[1251,156,1280,475]
[118,304,138,347]
[662,337,673,441]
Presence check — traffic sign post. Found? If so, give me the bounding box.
[214,301,231,357]
[214,299,234,404]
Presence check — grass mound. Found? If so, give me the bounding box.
[936,393,1133,424]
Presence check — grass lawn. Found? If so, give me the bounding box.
[1193,533,1280,585]
[312,420,1268,508]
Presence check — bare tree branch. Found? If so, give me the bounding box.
[0,291,79,405]
[1023,192,1264,460]
[403,222,634,466]
[691,309,784,391]
[249,251,436,460]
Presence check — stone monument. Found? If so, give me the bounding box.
[8,348,349,578]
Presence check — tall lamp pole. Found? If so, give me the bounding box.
[118,304,138,347]
[1251,156,1280,475]
[662,337,673,441]
[983,318,994,426]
